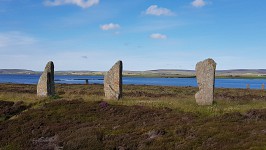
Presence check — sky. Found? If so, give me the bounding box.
[0,0,266,71]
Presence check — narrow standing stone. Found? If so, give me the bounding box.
[85,79,89,85]
[104,61,123,100]
[262,84,265,90]
[195,58,216,105]
[37,61,55,97]
[246,84,250,89]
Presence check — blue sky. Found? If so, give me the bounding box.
[0,0,266,71]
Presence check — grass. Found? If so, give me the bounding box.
[0,83,266,149]
[1,83,266,116]
[110,98,266,117]
[217,75,266,79]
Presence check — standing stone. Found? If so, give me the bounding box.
[195,58,216,105]
[262,84,265,90]
[37,61,55,97]
[85,79,89,85]
[104,61,123,100]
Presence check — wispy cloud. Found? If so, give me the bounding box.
[145,5,174,16]
[81,56,88,59]
[0,31,37,48]
[191,0,206,8]
[150,33,167,39]
[44,0,99,8]
[100,23,120,31]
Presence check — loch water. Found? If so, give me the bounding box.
[0,74,265,89]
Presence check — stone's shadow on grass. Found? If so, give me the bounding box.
[49,94,62,100]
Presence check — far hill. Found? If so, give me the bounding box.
[1,69,266,78]
[0,69,35,75]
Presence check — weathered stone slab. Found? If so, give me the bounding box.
[104,61,123,100]
[195,58,216,105]
[246,84,250,89]
[37,61,55,97]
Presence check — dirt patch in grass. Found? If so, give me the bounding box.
[0,100,266,149]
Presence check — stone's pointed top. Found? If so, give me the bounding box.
[114,60,122,66]
[46,61,54,66]
[206,58,215,61]
[48,61,54,64]
[44,61,54,71]
[198,58,216,64]
[205,58,216,66]
[108,60,123,73]
[196,58,216,69]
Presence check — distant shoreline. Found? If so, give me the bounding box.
[1,69,266,79]
[1,73,266,79]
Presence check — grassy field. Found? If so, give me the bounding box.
[0,83,266,149]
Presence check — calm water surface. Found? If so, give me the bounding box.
[0,74,265,89]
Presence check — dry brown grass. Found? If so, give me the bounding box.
[0,83,266,149]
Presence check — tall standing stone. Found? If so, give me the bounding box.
[246,84,250,89]
[195,58,216,105]
[104,61,123,100]
[37,61,55,97]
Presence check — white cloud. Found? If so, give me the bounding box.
[145,5,174,16]
[150,33,167,39]
[100,23,120,31]
[44,0,99,8]
[81,56,88,59]
[0,31,37,48]
[191,0,206,8]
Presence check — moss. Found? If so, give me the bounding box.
[1,143,21,150]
